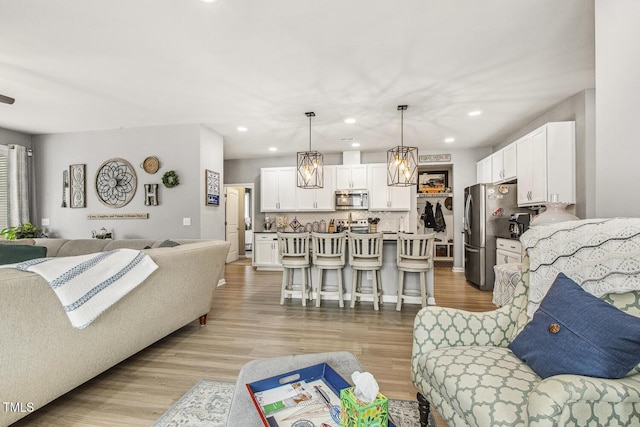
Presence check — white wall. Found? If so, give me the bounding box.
[32,123,225,239]
[595,0,640,217]
[0,128,31,148]
[199,125,225,240]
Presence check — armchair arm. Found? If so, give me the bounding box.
[527,374,640,426]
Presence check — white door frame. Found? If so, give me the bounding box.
[224,182,255,259]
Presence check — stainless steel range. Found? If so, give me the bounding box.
[336,219,369,233]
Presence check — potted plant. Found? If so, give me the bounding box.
[0,222,46,240]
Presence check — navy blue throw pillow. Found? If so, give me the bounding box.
[509,273,640,379]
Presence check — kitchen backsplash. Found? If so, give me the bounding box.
[261,211,410,233]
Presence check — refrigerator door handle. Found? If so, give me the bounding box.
[464,193,472,232]
[465,245,480,254]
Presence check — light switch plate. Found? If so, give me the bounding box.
[183,217,191,226]
[41,218,50,226]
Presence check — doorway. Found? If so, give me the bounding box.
[224,183,255,262]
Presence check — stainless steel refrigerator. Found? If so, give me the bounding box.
[463,183,529,290]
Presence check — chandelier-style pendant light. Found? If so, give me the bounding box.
[387,105,418,186]
[297,112,324,188]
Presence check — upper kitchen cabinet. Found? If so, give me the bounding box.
[491,143,517,183]
[295,165,336,211]
[367,163,411,211]
[516,121,575,207]
[335,164,368,190]
[476,156,492,183]
[260,167,296,212]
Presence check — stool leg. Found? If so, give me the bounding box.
[308,267,313,302]
[377,270,383,306]
[337,267,344,308]
[396,269,404,311]
[280,267,288,305]
[427,268,436,306]
[372,269,379,311]
[316,267,323,307]
[420,270,427,308]
[301,267,307,307]
[350,269,358,308]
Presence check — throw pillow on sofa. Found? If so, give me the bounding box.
[0,244,47,265]
[509,273,640,379]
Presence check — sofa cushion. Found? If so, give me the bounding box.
[414,346,538,426]
[158,239,180,248]
[509,273,640,379]
[0,244,47,265]
[0,238,35,245]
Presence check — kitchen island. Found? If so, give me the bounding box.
[253,232,434,306]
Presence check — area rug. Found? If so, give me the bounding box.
[154,379,436,427]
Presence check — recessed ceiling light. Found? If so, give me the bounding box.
[351,142,360,147]
[202,0,221,4]
[237,126,248,132]
[268,147,277,152]
[468,110,482,117]
[344,118,356,124]
[444,137,455,143]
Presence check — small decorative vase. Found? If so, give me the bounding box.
[530,203,579,226]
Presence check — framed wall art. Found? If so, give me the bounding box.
[206,169,220,206]
[69,164,86,208]
[418,170,449,193]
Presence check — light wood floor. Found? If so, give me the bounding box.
[12,259,495,427]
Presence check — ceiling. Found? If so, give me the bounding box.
[0,0,595,160]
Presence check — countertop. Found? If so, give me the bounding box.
[254,231,402,241]
[495,234,521,241]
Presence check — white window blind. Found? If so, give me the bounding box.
[0,152,7,231]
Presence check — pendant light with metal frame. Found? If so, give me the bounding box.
[387,105,418,186]
[297,111,324,188]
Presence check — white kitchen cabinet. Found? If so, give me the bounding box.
[496,238,522,264]
[253,233,282,270]
[367,163,411,211]
[336,164,368,189]
[491,143,517,183]
[516,121,575,206]
[260,167,296,212]
[295,165,336,211]
[476,156,492,183]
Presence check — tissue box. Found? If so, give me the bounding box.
[340,386,388,427]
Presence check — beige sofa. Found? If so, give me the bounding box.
[0,238,230,426]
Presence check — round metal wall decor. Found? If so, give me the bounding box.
[95,158,137,208]
[141,156,160,174]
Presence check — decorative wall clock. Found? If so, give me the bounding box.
[95,158,137,208]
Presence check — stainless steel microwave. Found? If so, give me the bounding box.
[335,190,368,210]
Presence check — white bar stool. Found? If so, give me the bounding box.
[312,232,347,307]
[348,232,384,311]
[277,232,312,306]
[396,232,436,310]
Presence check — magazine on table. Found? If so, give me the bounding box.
[252,378,341,427]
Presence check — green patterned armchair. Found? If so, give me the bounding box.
[411,218,640,427]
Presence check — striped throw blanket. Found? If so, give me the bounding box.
[521,217,640,317]
[15,249,158,329]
